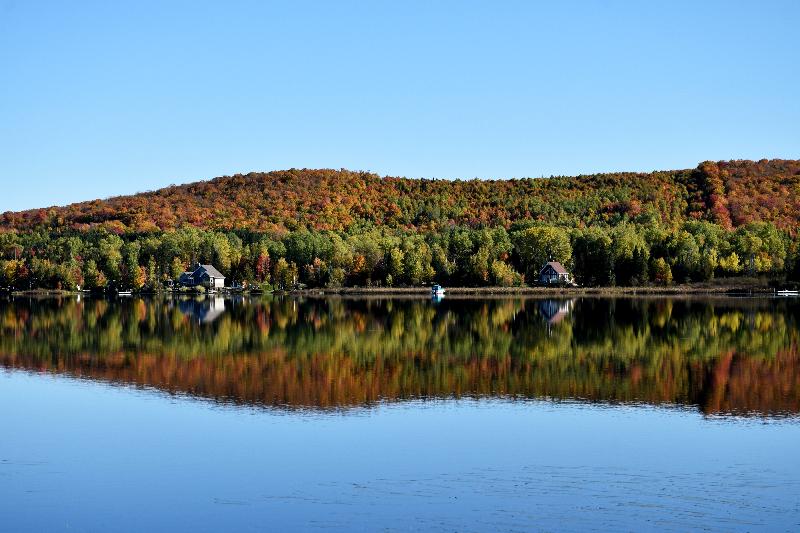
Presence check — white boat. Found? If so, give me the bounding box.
[776,290,799,296]
[431,284,446,297]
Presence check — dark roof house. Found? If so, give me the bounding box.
[539,261,572,285]
[178,264,226,289]
[196,264,225,279]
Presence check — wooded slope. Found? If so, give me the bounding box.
[3,159,799,234]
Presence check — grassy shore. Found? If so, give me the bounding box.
[5,276,792,297]
[287,277,787,296]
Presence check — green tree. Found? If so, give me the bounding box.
[733,222,786,274]
[572,228,613,286]
[83,259,107,289]
[512,226,572,280]
[170,257,185,280]
[718,252,742,275]
[388,247,405,284]
[273,258,297,290]
[490,260,523,287]
[327,267,346,288]
[651,257,672,286]
[144,256,158,290]
[122,242,141,288]
[98,235,124,281]
[670,231,701,282]
[431,243,454,282]
[611,225,648,285]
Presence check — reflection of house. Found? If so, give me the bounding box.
[539,261,572,285]
[538,299,575,325]
[179,264,226,289]
[178,297,226,324]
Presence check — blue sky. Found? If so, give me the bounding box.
[1,1,798,212]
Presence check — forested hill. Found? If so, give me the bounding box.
[3,159,800,234]
[1,158,799,291]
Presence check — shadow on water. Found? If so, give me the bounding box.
[1,294,798,417]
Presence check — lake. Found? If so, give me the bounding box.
[1,295,799,532]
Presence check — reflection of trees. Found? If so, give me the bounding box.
[0,296,798,416]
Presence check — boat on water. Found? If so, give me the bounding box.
[776,290,799,296]
[431,284,446,297]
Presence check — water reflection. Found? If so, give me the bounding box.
[539,298,574,324]
[177,296,227,324]
[1,295,798,417]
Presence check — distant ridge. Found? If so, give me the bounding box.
[3,159,799,233]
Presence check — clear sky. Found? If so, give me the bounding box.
[1,1,798,212]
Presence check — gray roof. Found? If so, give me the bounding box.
[541,261,568,275]
[193,264,225,279]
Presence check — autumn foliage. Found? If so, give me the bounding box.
[1,159,798,290]
[3,159,798,234]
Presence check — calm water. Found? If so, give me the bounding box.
[1,295,799,532]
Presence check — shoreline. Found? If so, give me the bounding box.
[284,283,780,296]
[3,278,790,298]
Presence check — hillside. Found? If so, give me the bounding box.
[3,159,799,234]
[1,159,799,292]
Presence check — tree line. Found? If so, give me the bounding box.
[0,219,797,291]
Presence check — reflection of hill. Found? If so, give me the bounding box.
[0,296,798,417]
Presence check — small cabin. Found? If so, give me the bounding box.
[178,264,226,289]
[539,261,572,285]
